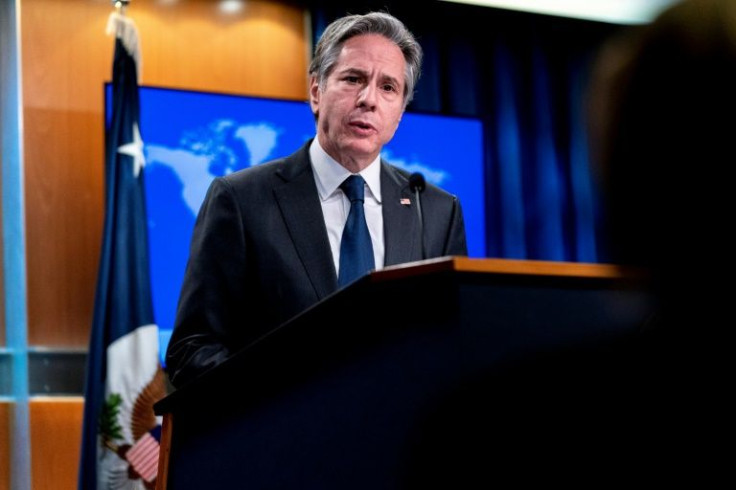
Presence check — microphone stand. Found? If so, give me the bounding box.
[409,173,426,260]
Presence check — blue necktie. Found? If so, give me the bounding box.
[338,175,375,287]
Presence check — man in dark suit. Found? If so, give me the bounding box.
[165,12,467,388]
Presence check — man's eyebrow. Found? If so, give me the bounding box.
[382,74,402,87]
[335,67,402,86]
[336,67,368,77]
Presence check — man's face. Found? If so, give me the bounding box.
[310,34,407,170]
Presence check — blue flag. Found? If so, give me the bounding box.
[79,12,166,489]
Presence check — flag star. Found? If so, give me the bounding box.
[117,122,146,177]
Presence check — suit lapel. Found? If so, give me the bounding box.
[274,144,337,299]
[382,164,421,266]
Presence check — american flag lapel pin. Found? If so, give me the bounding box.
[400,198,411,206]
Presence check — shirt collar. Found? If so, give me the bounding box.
[310,138,382,203]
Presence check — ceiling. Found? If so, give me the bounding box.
[438,0,682,24]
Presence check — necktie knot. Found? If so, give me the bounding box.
[341,175,365,203]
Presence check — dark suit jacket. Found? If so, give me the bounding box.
[165,140,467,387]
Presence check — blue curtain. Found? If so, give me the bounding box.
[308,1,620,263]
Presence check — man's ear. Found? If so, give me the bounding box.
[309,75,320,115]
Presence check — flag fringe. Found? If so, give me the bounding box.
[106,11,142,82]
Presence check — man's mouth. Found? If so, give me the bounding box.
[349,120,376,132]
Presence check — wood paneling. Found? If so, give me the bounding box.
[132,0,309,97]
[29,398,84,490]
[0,402,8,490]
[0,401,79,490]
[21,0,308,346]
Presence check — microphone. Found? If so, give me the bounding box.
[409,172,426,260]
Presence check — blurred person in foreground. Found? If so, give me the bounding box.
[402,0,731,486]
[590,0,735,336]
[165,12,467,388]
[582,0,733,478]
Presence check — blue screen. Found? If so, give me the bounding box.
[106,85,485,362]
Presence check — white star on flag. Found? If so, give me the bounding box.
[117,122,146,177]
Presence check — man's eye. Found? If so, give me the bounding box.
[382,84,398,93]
[344,76,360,84]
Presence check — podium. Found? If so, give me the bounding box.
[153,257,652,489]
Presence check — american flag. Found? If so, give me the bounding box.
[125,430,161,483]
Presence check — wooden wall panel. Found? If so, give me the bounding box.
[21,0,308,346]
[29,398,84,490]
[0,402,8,490]
[133,0,309,97]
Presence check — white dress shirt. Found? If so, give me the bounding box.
[309,138,385,276]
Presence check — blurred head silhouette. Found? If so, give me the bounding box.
[588,0,736,325]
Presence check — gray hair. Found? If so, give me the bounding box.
[308,12,423,108]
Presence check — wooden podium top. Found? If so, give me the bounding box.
[372,256,643,283]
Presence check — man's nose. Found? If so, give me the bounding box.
[357,83,378,109]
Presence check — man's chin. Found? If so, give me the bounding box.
[340,141,381,160]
